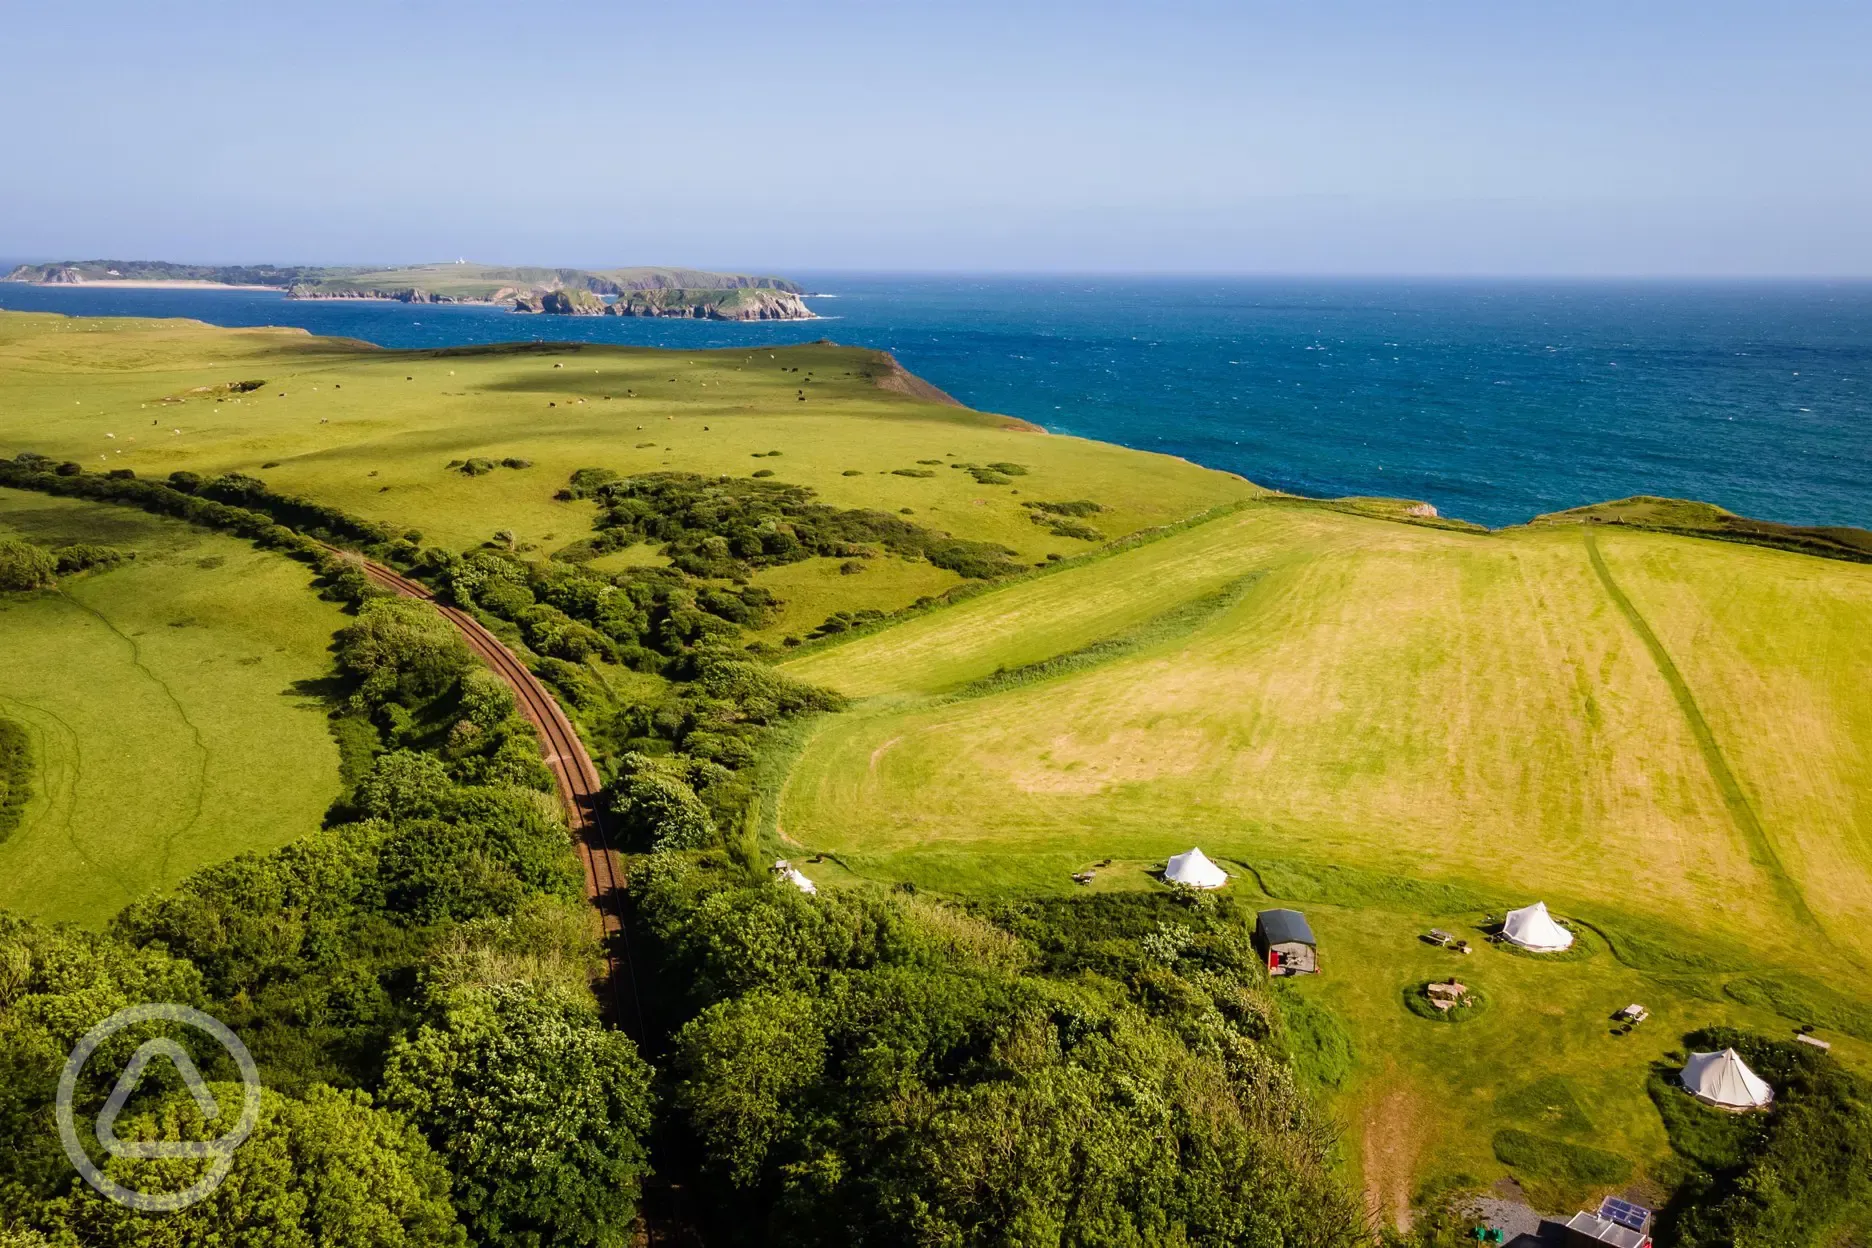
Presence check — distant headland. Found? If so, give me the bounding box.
[1,259,817,321]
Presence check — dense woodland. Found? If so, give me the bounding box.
[1,457,1868,1246]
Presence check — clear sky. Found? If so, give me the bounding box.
[4,0,1869,275]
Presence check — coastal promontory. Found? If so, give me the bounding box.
[3,260,817,320]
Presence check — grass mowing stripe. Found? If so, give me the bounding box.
[1583,532,1820,932]
[948,571,1266,698]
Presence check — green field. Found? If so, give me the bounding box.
[0,312,1258,615]
[776,500,1872,1214]
[0,488,346,926]
[4,309,1869,1222]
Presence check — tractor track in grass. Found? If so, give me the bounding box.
[1584,532,1822,935]
[345,555,648,1042]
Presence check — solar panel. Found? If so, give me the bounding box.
[1598,1197,1652,1232]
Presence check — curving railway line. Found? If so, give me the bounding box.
[348,556,646,1040]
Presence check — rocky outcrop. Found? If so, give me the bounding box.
[288,286,454,302]
[515,288,606,315]
[605,288,814,321]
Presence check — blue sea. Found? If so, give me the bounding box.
[2,275,1866,529]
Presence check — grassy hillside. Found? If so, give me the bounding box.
[775,500,1872,1213]
[0,312,1259,601]
[0,488,346,926]
[2,308,1867,1222]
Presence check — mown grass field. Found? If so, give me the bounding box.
[0,488,345,927]
[776,502,1872,1214]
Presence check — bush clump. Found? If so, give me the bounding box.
[0,539,57,591]
[337,597,476,708]
[573,471,1025,581]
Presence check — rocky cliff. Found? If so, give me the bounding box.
[604,288,814,321]
[287,285,454,303]
[514,289,608,315]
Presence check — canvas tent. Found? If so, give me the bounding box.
[1164,847,1228,889]
[772,859,818,896]
[1253,908,1319,976]
[1680,1048,1773,1111]
[1501,901,1574,951]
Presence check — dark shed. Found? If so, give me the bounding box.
[1253,908,1318,976]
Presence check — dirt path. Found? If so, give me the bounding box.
[350,557,646,1040]
[1359,1074,1429,1234]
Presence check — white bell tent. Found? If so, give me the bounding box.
[1680,1048,1773,1111]
[1164,848,1228,889]
[1501,901,1574,952]
[771,859,818,896]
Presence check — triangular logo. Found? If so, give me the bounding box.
[95,1039,224,1159]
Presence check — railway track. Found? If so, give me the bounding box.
[349,556,646,1040]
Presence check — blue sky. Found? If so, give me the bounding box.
[3,0,1868,274]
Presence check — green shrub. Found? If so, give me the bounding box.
[1277,984,1354,1088]
[51,544,131,575]
[457,667,516,731]
[337,597,475,708]
[575,470,1024,581]
[355,750,456,821]
[610,756,716,852]
[58,1084,463,1247]
[0,539,56,591]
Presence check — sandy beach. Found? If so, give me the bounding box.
[17,279,285,291]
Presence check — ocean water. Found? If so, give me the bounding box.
[2,276,1866,529]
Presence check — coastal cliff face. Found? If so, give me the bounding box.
[288,285,452,303]
[605,288,813,320]
[513,289,607,315]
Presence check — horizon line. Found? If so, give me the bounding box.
[5,259,1872,284]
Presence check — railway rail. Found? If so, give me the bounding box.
[349,556,646,1039]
